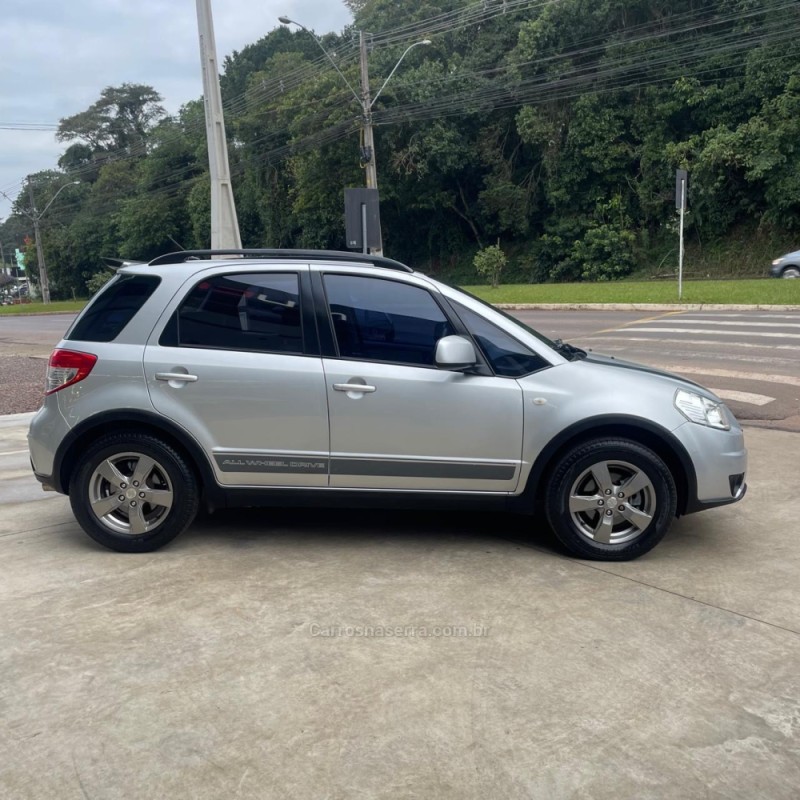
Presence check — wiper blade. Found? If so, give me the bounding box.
[552,338,587,360]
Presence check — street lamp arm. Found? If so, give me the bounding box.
[38,181,79,219]
[369,39,431,109]
[278,16,362,108]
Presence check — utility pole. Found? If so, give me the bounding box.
[196,0,241,249]
[359,34,379,190]
[29,180,50,303]
[279,17,429,258]
[359,31,381,255]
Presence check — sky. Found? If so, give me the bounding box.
[0,0,353,221]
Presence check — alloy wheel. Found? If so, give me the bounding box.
[568,459,657,545]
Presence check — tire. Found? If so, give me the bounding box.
[544,438,677,561]
[70,432,199,552]
[781,266,800,279]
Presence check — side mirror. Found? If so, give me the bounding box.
[435,335,477,370]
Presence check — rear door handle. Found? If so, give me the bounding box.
[333,383,376,393]
[155,372,199,382]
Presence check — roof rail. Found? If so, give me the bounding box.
[147,249,414,273]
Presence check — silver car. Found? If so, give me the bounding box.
[28,249,747,560]
[770,250,800,279]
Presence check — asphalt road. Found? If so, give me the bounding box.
[1,308,798,428]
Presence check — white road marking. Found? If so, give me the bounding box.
[655,365,800,389]
[582,336,800,351]
[0,449,30,456]
[708,388,775,406]
[677,314,799,319]
[604,327,800,338]
[630,320,800,328]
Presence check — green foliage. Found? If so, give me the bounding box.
[463,279,800,306]
[85,271,113,295]
[2,1,799,297]
[473,242,507,287]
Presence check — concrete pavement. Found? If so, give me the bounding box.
[1,413,799,799]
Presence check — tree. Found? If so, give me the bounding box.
[57,84,166,156]
[474,241,507,287]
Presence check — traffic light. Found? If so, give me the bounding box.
[14,248,26,271]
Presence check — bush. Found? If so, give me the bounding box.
[573,224,637,281]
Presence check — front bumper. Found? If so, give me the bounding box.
[673,419,747,514]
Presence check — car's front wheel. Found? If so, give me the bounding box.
[70,433,199,552]
[781,266,800,279]
[544,438,677,561]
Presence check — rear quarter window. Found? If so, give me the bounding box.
[67,274,161,342]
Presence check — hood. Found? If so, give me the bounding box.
[581,352,715,396]
[775,250,800,261]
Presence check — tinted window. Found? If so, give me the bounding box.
[169,273,303,354]
[68,274,161,342]
[323,275,454,366]
[451,301,549,377]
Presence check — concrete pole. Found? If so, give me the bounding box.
[196,0,242,249]
[28,180,50,303]
[359,31,383,256]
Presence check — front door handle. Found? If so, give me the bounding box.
[333,382,376,393]
[155,372,199,382]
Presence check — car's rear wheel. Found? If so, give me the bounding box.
[70,433,199,552]
[544,438,677,561]
[781,266,800,279]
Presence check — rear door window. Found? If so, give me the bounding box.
[67,274,161,342]
[164,273,304,354]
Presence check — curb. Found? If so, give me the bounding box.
[495,303,799,311]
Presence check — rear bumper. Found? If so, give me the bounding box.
[32,468,57,493]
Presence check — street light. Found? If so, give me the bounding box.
[30,180,80,304]
[278,16,362,109]
[0,179,79,303]
[279,16,431,255]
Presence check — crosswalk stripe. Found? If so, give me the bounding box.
[583,336,800,350]
[630,320,800,328]
[708,389,775,406]
[611,327,800,338]
[677,313,799,319]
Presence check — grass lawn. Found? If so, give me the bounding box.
[0,279,797,316]
[0,300,88,316]
[462,279,800,305]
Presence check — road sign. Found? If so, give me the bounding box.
[675,169,688,210]
[345,188,381,253]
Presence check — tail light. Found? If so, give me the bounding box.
[45,349,98,395]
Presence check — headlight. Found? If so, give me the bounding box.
[772,258,783,265]
[674,389,731,430]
